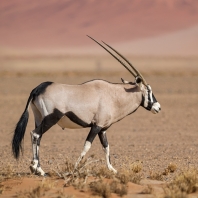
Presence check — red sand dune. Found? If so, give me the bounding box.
[0,0,198,55]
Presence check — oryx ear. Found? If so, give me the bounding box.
[121,78,129,84]
[135,76,142,86]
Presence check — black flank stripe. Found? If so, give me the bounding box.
[65,111,92,128]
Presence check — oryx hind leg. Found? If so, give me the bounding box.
[98,131,117,173]
[30,130,45,176]
[75,125,102,170]
[30,103,43,175]
[30,107,63,176]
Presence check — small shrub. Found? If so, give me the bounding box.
[162,168,170,176]
[56,190,74,198]
[90,180,111,198]
[94,166,114,179]
[110,180,128,197]
[90,179,128,198]
[117,169,141,184]
[16,179,55,198]
[164,185,187,198]
[140,185,153,194]
[116,170,130,184]
[0,164,16,180]
[167,163,177,173]
[130,161,142,173]
[149,170,163,181]
[163,163,177,176]
[164,169,198,198]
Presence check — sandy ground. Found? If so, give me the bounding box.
[0,56,198,197]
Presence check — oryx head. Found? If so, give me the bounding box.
[87,35,161,114]
[135,76,161,114]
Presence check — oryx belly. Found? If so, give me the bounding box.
[57,116,83,129]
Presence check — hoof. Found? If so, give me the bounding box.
[108,166,117,174]
[33,172,47,177]
[43,173,49,177]
[29,165,46,176]
[29,165,36,174]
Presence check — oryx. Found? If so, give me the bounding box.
[12,36,161,176]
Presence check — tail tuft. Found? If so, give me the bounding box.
[12,110,29,159]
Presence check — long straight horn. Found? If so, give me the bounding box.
[87,35,136,77]
[102,41,147,85]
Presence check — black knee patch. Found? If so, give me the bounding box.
[86,125,102,143]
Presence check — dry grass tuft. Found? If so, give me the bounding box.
[90,179,128,198]
[110,180,128,197]
[0,164,16,181]
[16,179,55,198]
[50,157,143,197]
[115,160,142,184]
[164,169,198,198]
[163,163,177,176]
[90,180,111,198]
[55,189,74,198]
[116,168,142,184]
[93,166,115,179]
[162,168,170,176]
[52,157,101,188]
[167,163,177,173]
[149,170,163,181]
[164,186,187,198]
[140,185,154,194]
[117,170,130,184]
[130,161,143,173]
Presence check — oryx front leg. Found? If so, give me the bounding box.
[30,131,45,176]
[98,131,117,174]
[75,125,102,170]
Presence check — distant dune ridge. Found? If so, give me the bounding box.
[0,0,198,56]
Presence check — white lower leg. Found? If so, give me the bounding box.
[30,159,38,172]
[30,131,45,176]
[35,166,45,176]
[75,141,91,169]
[103,145,117,174]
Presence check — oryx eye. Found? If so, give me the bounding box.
[136,76,142,84]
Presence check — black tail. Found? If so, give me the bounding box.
[12,81,53,159]
[12,91,33,159]
[12,110,29,159]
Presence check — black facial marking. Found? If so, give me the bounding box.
[141,86,159,112]
[86,125,102,143]
[146,101,153,111]
[65,111,92,128]
[152,93,157,103]
[98,131,108,148]
[148,88,151,101]
[141,87,153,111]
